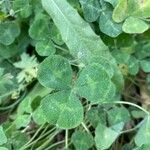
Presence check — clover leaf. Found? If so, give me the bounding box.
[41,90,84,129]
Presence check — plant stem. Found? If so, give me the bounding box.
[22,124,45,147]
[100,101,149,116]
[45,140,65,150]
[121,118,146,134]
[114,101,150,115]
[54,44,69,53]
[65,130,69,149]
[81,122,90,133]
[36,130,60,150]
[19,127,56,150]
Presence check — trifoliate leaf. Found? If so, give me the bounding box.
[122,17,149,34]
[35,39,56,56]
[95,122,124,150]
[71,131,94,150]
[41,90,84,129]
[140,60,150,73]
[75,63,116,104]
[42,0,124,90]
[135,117,150,147]
[38,55,72,90]
[0,126,7,145]
[112,0,128,23]
[0,21,20,45]
[99,10,122,37]
[79,0,101,22]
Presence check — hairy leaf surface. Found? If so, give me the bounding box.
[38,55,72,90]
[42,0,108,64]
[75,64,116,104]
[41,91,84,129]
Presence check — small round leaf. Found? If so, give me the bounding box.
[0,21,20,45]
[71,131,94,150]
[122,17,149,34]
[35,39,56,56]
[75,64,116,104]
[37,55,72,89]
[41,91,84,129]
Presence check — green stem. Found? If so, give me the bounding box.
[100,101,149,116]
[22,124,45,147]
[121,118,145,134]
[65,130,68,149]
[19,127,56,150]
[54,44,69,53]
[45,140,65,150]
[114,101,150,115]
[81,122,90,133]
[36,130,60,150]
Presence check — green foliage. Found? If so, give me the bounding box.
[0,21,20,45]
[35,39,56,56]
[29,13,50,40]
[95,122,124,150]
[71,131,94,150]
[75,63,116,104]
[79,0,101,22]
[112,0,127,23]
[135,117,150,147]
[42,0,108,64]
[0,126,7,145]
[38,55,72,90]
[140,60,150,73]
[122,17,149,34]
[99,10,122,37]
[14,114,31,129]
[13,0,32,18]
[41,91,83,129]
[107,106,130,125]
[0,0,150,149]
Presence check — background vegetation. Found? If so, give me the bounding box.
[0,0,150,149]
